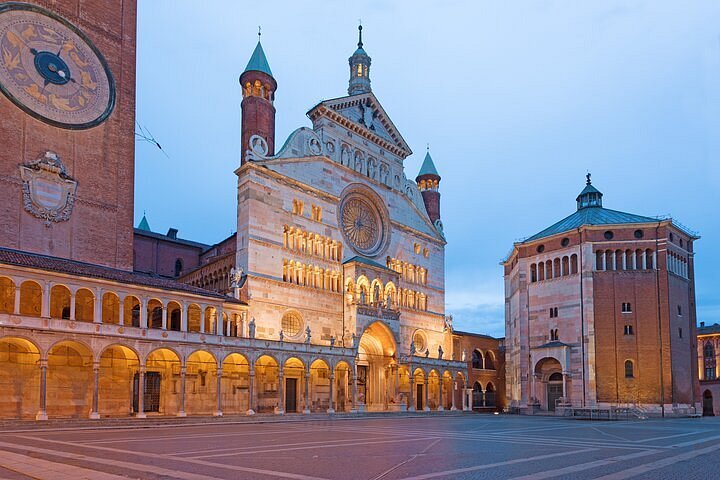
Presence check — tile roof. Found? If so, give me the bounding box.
[244,41,273,77]
[343,255,389,270]
[0,247,243,303]
[418,151,439,177]
[134,228,210,250]
[523,207,659,242]
[698,323,720,335]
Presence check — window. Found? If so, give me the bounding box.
[678,327,683,339]
[621,303,632,313]
[677,305,682,316]
[704,343,716,380]
[174,258,183,277]
[471,350,483,369]
[281,311,303,337]
[549,307,558,318]
[604,231,614,240]
[561,238,570,247]
[624,360,634,378]
[357,64,363,76]
[624,325,634,335]
[550,329,559,341]
[634,229,644,239]
[537,245,545,253]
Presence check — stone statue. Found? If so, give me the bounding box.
[425,349,430,358]
[230,267,244,288]
[279,330,284,342]
[248,317,256,339]
[330,335,336,347]
[305,325,312,344]
[373,284,380,306]
[351,333,357,348]
[438,345,444,360]
[444,315,453,331]
[341,146,350,166]
[461,349,467,362]
[359,288,366,305]
[410,340,416,356]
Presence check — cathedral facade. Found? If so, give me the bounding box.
[503,177,700,416]
[0,1,467,420]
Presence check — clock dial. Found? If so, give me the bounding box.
[0,3,115,129]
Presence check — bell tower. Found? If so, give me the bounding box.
[348,25,371,96]
[416,149,441,223]
[239,35,277,162]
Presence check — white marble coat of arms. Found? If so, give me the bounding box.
[20,151,77,225]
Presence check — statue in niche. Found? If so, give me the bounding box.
[373,284,380,306]
[379,164,389,185]
[341,146,351,166]
[359,288,366,305]
[305,325,312,344]
[248,317,256,339]
[368,159,376,179]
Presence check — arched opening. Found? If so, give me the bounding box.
[703,390,714,417]
[485,351,496,370]
[188,304,201,333]
[185,350,218,415]
[74,288,94,322]
[0,277,15,314]
[471,349,483,369]
[47,341,93,418]
[19,281,42,317]
[571,254,578,274]
[221,353,250,414]
[174,258,183,277]
[167,302,182,332]
[534,357,563,411]
[123,295,140,327]
[428,370,440,410]
[144,348,181,415]
[255,355,279,413]
[472,381,483,409]
[309,359,331,413]
[98,345,139,417]
[357,321,397,411]
[624,360,634,378]
[284,357,305,413]
[0,337,40,419]
[147,299,163,329]
[455,372,466,410]
[441,371,453,410]
[485,382,496,408]
[413,369,426,411]
[334,362,351,412]
[102,292,120,324]
[50,284,71,319]
[204,306,216,334]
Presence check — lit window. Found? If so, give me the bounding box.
[357,64,363,77]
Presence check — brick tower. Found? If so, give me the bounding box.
[0,0,137,270]
[416,149,441,223]
[239,38,276,162]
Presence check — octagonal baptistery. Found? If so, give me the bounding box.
[503,175,700,416]
[233,28,465,412]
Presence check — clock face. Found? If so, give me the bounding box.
[0,3,115,129]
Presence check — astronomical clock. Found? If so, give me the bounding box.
[0,2,115,129]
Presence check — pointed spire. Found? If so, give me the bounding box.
[348,23,371,95]
[137,212,151,232]
[358,22,363,49]
[244,38,273,77]
[418,149,439,177]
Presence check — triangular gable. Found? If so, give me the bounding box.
[307,92,412,159]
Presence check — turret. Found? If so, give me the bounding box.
[416,149,441,223]
[348,25,371,96]
[576,173,603,210]
[239,37,276,162]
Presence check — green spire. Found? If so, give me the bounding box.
[137,213,151,232]
[418,151,439,177]
[244,40,273,77]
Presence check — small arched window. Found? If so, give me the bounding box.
[485,352,495,370]
[174,258,183,277]
[471,350,483,369]
[624,360,634,378]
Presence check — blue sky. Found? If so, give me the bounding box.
[135,1,720,337]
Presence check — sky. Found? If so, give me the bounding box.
[134,1,720,338]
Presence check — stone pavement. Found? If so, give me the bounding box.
[0,414,719,479]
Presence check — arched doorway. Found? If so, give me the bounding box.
[98,345,139,417]
[703,390,714,417]
[485,382,496,408]
[144,349,181,415]
[357,321,397,411]
[534,357,563,411]
[47,341,93,418]
[472,381,483,409]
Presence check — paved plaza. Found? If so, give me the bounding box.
[0,414,718,480]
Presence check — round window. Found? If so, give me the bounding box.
[281,311,303,337]
[413,331,427,353]
[561,238,570,247]
[634,229,644,239]
[537,245,545,253]
[604,231,614,240]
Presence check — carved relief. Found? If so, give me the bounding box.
[19,151,77,225]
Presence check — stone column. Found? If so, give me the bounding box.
[351,368,358,413]
[93,289,102,324]
[13,284,20,315]
[327,371,335,414]
[119,298,125,326]
[137,367,146,418]
[41,281,50,318]
[161,304,168,330]
[140,298,147,329]
[200,305,205,334]
[216,309,224,337]
[90,361,100,419]
[409,368,416,412]
[69,292,76,321]
[180,303,187,332]
[214,368,223,416]
[304,370,311,414]
[178,366,187,417]
[451,377,457,411]
[438,376,444,411]
[463,378,470,411]
[562,372,568,402]
[247,363,256,415]
[424,378,430,412]
[276,366,284,415]
[36,360,48,421]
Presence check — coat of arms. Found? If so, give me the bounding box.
[20,151,78,226]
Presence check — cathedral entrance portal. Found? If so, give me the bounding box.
[357,322,397,411]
